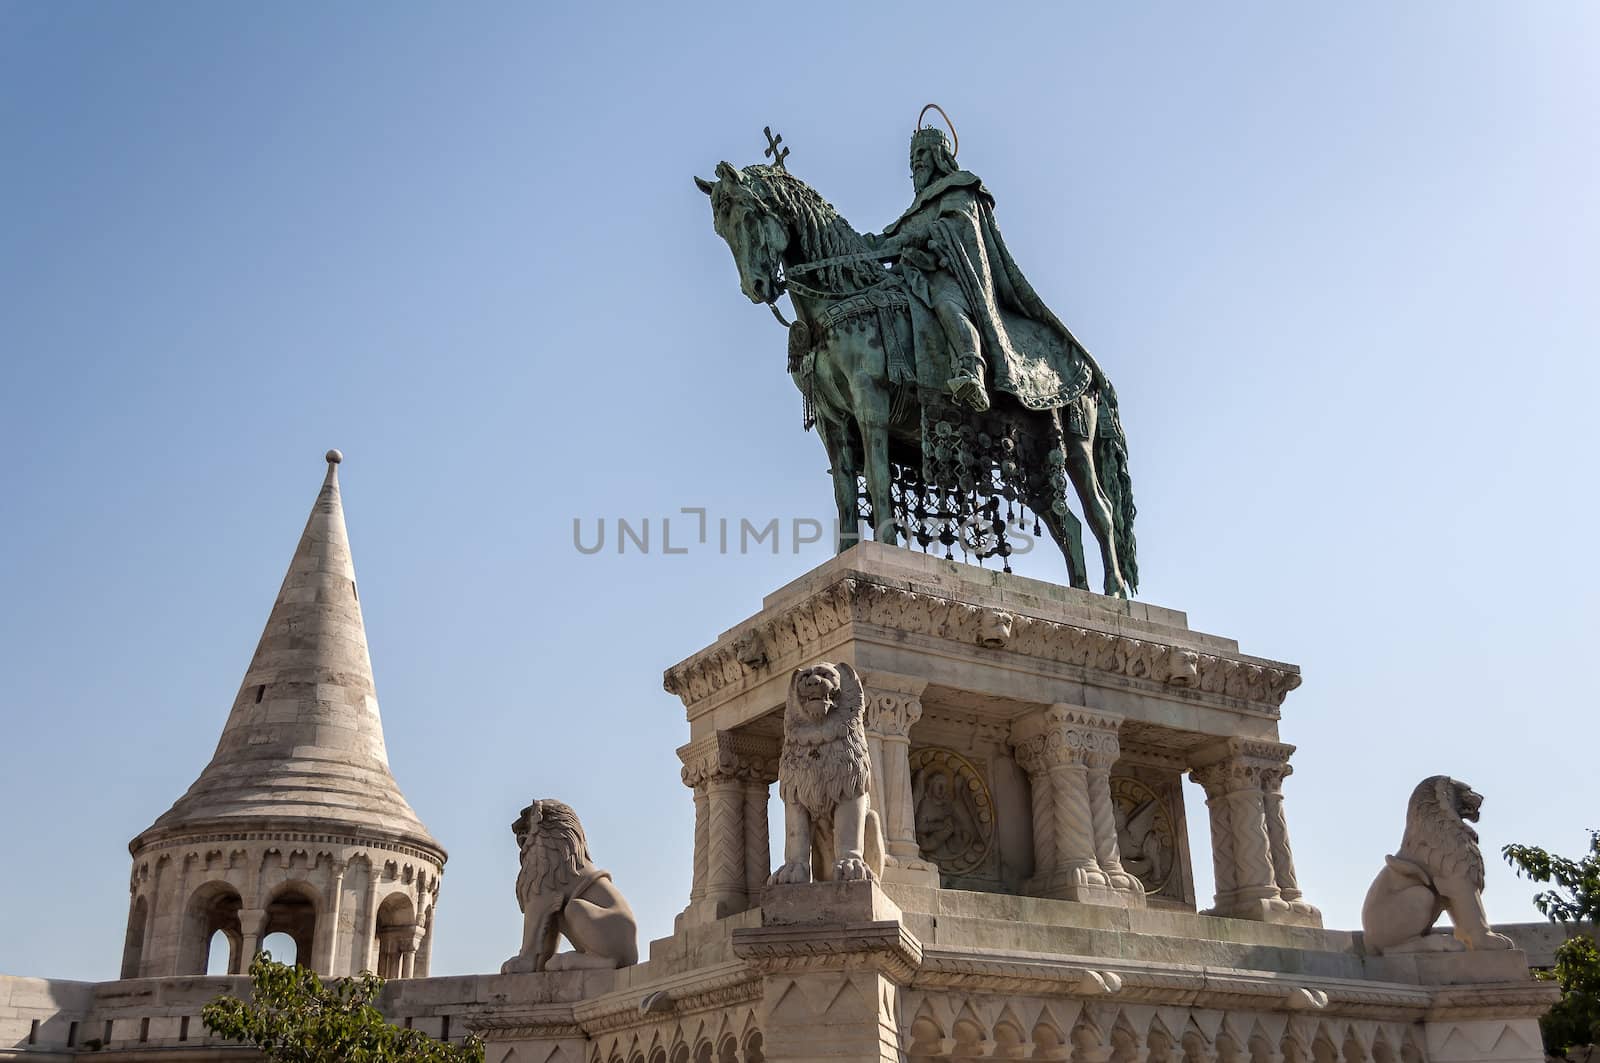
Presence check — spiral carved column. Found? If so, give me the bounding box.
[678,730,779,926]
[1086,737,1146,903]
[1189,739,1320,926]
[1261,762,1321,921]
[1010,705,1140,906]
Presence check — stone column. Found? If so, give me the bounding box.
[399,920,425,979]
[1010,705,1135,906]
[705,776,748,912]
[166,854,195,977]
[861,671,939,886]
[314,861,346,975]
[688,784,710,904]
[414,904,434,978]
[1189,739,1319,926]
[237,907,268,964]
[678,730,779,924]
[1261,762,1322,922]
[1085,731,1146,905]
[744,781,771,897]
[360,864,380,975]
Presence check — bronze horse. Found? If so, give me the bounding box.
[697,161,1137,596]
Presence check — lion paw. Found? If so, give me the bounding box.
[769,860,813,886]
[500,954,538,975]
[1480,931,1515,950]
[832,857,874,882]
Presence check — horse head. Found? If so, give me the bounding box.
[696,161,790,305]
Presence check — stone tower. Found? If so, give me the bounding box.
[120,451,445,981]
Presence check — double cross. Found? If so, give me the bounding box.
[763,126,789,170]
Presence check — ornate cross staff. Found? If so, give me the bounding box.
[763,126,790,170]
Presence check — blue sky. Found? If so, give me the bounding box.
[2,3,1596,980]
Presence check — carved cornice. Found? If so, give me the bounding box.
[573,967,762,1035]
[912,948,1448,1020]
[731,921,923,982]
[1424,981,1563,1020]
[475,1022,584,1041]
[472,966,764,1043]
[662,576,1301,711]
[130,828,445,870]
[678,730,781,787]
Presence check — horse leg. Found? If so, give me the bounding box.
[818,415,862,551]
[851,382,898,545]
[1036,501,1090,590]
[1063,434,1128,598]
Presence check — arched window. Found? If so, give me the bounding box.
[261,884,318,969]
[206,929,235,975]
[374,894,417,979]
[261,932,299,966]
[179,882,243,976]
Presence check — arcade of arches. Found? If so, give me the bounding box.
[121,843,440,980]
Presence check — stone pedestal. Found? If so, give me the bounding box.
[734,881,919,1063]
[663,543,1317,925]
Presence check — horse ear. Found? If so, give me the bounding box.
[716,161,743,184]
[694,175,715,196]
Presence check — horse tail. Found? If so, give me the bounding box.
[1092,376,1139,594]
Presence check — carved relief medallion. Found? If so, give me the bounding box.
[1111,777,1176,894]
[909,747,994,876]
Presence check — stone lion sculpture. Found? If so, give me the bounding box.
[501,799,639,973]
[769,661,886,885]
[1360,776,1514,955]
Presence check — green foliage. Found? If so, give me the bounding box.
[202,952,483,1063]
[1503,831,1600,1054]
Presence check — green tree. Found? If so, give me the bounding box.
[1503,830,1600,1055]
[202,952,484,1063]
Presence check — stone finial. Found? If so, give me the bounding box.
[326,448,343,464]
[1360,776,1515,955]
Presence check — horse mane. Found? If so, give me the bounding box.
[741,165,885,293]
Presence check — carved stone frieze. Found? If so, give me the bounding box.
[663,576,1302,711]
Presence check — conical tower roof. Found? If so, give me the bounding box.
[134,451,442,858]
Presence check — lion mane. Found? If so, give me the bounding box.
[778,662,871,819]
[513,799,592,911]
[1396,775,1485,891]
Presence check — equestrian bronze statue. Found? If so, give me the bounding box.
[696,110,1138,597]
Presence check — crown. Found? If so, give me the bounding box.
[914,103,958,157]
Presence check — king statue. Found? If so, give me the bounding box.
[869,112,1097,432]
[696,110,1139,597]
